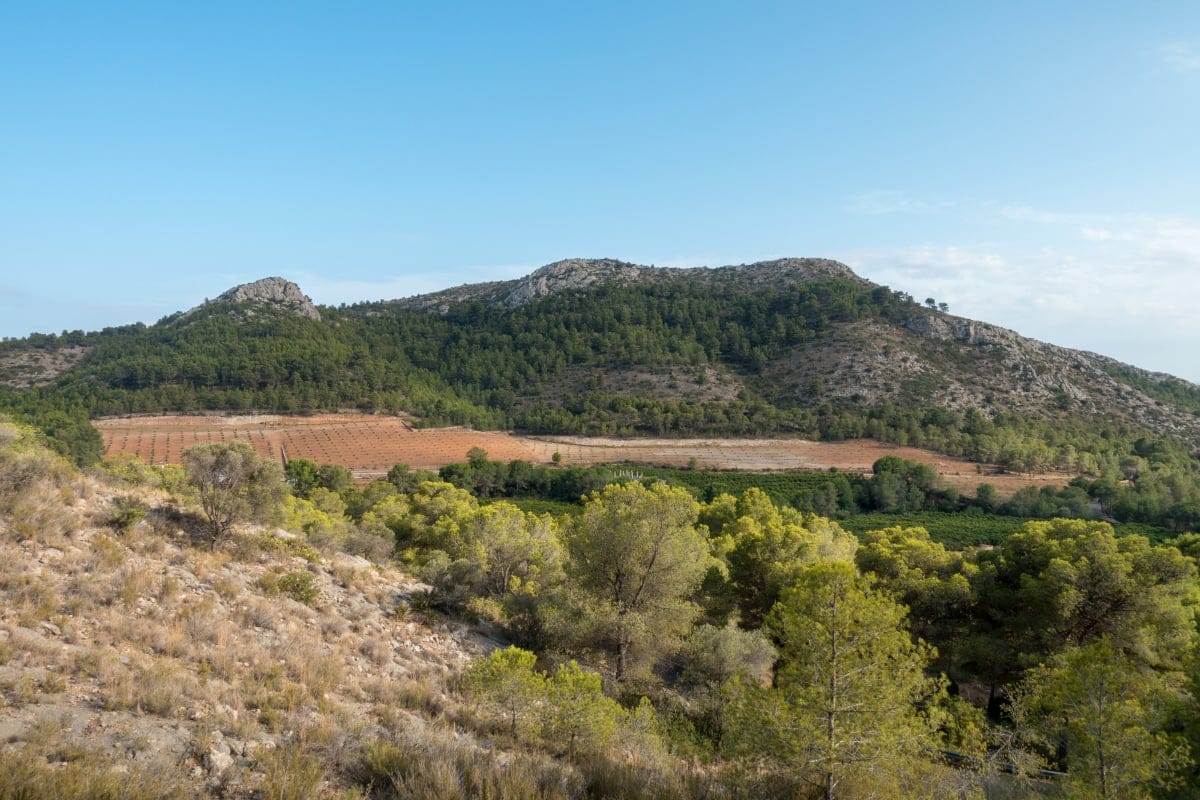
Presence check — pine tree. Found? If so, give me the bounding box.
[728,561,942,800]
[1013,637,1190,799]
[564,481,709,682]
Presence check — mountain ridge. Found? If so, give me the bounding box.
[3,257,1200,468]
[395,257,869,312]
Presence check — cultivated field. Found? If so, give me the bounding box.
[95,415,543,477]
[521,435,1069,497]
[95,413,1069,496]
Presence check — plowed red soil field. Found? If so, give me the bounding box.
[95,413,1068,497]
[95,415,542,478]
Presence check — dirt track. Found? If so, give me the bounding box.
[95,414,1068,498]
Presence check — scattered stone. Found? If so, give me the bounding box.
[207,740,234,775]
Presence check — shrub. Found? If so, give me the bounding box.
[182,441,286,542]
[0,434,72,510]
[261,570,320,605]
[677,622,776,689]
[109,495,147,532]
[0,741,188,800]
[359,733,581,800]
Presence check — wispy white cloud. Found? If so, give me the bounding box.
[848,191,956,215]
[998,204,1077,224]
[836,203,1200,382]
[1161,41,1200,72]
[1004,206,1200,266]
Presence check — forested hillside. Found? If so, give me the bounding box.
[1,259,1199,489]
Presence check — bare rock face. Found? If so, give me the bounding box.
[502,259,647,306]
[901,313,1018,347]
[215,277,321,320]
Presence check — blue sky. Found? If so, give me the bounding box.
[2,2,1199,381]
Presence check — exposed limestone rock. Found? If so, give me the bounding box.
[901,314,1016,346]
[502,259,647,306]
[214,277,322,320]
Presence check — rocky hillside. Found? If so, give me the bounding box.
[760,312,1200,439]
[0,425,499,798]
[193,277,323,321]
[392,257,1200,441]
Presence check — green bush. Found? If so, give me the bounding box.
[109,495,147,532]
[260,570,320,605]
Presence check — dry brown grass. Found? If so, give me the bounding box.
[0,450,501,799]
[98,655,195,716]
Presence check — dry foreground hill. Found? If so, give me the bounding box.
[0,423,506,799]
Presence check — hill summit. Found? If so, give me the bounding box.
[398,257,866,312]
[201,277,322,321]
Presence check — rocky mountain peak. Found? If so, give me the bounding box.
[211,277,321,321]
[502,259,645,306]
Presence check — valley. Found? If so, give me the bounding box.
[95,412,1071,498]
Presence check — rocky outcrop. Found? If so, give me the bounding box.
[502,259,647,306]
[214,277,321,320]
[901,313,1017,347]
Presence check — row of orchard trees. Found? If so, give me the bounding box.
[175,442,1200,799]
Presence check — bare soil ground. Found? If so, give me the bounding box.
[95,414,543,477]
[521,435,1068,498]
[95,413,1069,497]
